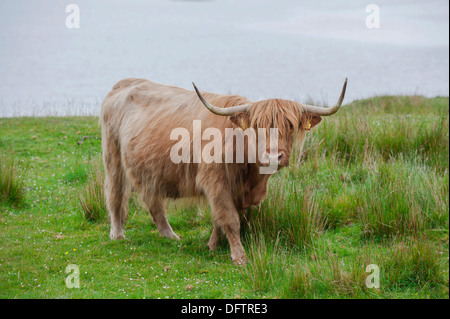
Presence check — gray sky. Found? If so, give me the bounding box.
[0,0,448,116]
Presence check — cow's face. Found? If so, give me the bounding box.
[229,99,322,169]
[192,78,347,170]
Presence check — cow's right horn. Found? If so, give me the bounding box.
[193,82,250,116]
[302,78,348,116]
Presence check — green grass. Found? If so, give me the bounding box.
[0,153,28,205]
[0,95,448,299]
[78,158,107,223]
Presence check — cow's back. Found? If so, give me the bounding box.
[100,78,252,199]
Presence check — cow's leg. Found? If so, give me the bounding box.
[208,225,221,251]
[206,191,246,264]
[143,195,180,240]
[103,139,130,240]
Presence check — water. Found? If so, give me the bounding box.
[0,0,448,117]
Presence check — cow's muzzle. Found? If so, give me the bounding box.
[260,151,289,168]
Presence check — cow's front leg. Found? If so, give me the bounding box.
[206,191,246,265]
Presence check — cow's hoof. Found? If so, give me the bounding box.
[110,233,125,240]
[232,256,247,266]
[161,229,180,240]
[208,239,219,251]
[109,231,125,240]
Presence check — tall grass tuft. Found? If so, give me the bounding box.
[280,237,445,298]
[282,263,313,298]
[243,181,324,248]
[0,153,28,205]
[301,96,449,170]
[281,246,373,298]
[385,238,443,288]
[78,158,107,222]
[358,159,448,238]
[240,233,289,294]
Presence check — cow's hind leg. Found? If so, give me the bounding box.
[208,225,222,251]
[143,195,180,240]
[103,138,130,240]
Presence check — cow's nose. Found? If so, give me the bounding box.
[261,151,288,167]
[278,153,283,162]
[277,151,289,167]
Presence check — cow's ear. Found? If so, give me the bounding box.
[301,113,322,131]
[229,112,250,130]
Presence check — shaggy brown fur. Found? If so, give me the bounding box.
[100,78,322,264]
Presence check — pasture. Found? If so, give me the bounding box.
[0,95,448,298]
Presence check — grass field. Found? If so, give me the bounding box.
[0,95,448,299]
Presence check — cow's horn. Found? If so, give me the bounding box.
[192,82,250,116]
[302,78,347,116]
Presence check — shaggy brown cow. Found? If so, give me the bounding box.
[100,78,347,264]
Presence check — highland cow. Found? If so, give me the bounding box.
[100,78,347,264]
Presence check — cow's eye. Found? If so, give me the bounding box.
[288,122,294,129]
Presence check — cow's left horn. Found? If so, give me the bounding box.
[192,82,250,116]
[302,78,347,116]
